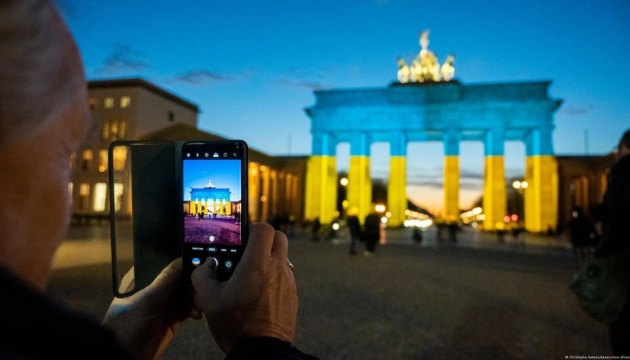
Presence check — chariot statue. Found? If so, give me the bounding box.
[397,30,455,83]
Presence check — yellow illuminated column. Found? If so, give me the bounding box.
[226,201,232,215]
[190,199,196,214]
[204,199,209,215]
[482,130,506,231]
[443,156,459,223]
[387,132,407,227]
[348,132,371,223]
[524,128,558,233]
[304,156,337,224]
[349,156,371,223]
[443,130,460,224]
[305,132,337,224]
[525,156,558,233]
[483,156,506,231]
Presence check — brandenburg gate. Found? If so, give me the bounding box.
[304,31,562,232]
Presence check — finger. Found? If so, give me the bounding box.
[242,223,276,261]
[191,257,221,306]
[271,230,289,260]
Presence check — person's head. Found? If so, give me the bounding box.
[0,0,91,288]
[617,128,630,161]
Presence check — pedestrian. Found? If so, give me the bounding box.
[311,217,321,241]
[566,207,597,269]
[592,128,630,355]
[0,2,316,358]
[412,227,423,245]
[363,210,381,256]
[447,222,459,244]
[346,207,361,255]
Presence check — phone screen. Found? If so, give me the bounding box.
[182,140,248,282]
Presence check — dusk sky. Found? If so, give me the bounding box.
[59,0,630,212]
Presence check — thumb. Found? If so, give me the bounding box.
[191,257,222,309]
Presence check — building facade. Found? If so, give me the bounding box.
[70,78,306,225]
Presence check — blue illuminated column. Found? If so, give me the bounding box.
[483,128,506,231]
[388,132,407,227]
[305,131,337,224]
[348,132,372,223]
[443,129,460,223]
[524,127,558,232]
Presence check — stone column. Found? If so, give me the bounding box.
[443,129,460,224]
[190,197,197,214]
[261,165,270,221]
[248,162,260,222]
[483,129,506,231]
[348,132,371,223]
[388,131,407,227]
[305,132,337,224]
[525,127,558,233]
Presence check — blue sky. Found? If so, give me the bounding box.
[58,0,630,211]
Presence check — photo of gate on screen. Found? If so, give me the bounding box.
[183,153,242,246]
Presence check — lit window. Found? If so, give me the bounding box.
[68,183,74,204]
[98,150,108,173]
[79,183,90,210]
[113,147,127,171]
[102,120,110,140]
[93,183,107,212]
[118,120,126,139]
[114,183,124,211]
[89,98,97,109]
[82,149,93,171]
[109,120,127,140]
[104,97,114,108]
[120,96,131,108]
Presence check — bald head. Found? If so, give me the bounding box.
[0,0,89,148]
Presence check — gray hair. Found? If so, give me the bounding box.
[0,0,86,147]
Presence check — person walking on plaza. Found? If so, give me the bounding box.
[363,210,381,256]
[593,128,630,355]
[346,208,361,255]
[311,217,321,242]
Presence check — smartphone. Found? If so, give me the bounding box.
[182,140,248,282]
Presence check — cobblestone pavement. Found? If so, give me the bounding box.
[49,225,611,359]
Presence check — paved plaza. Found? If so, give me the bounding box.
[49,225,611,359]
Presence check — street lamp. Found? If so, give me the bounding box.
[512,180,528,190]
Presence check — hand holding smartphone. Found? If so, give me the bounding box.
[182,140,248,282]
